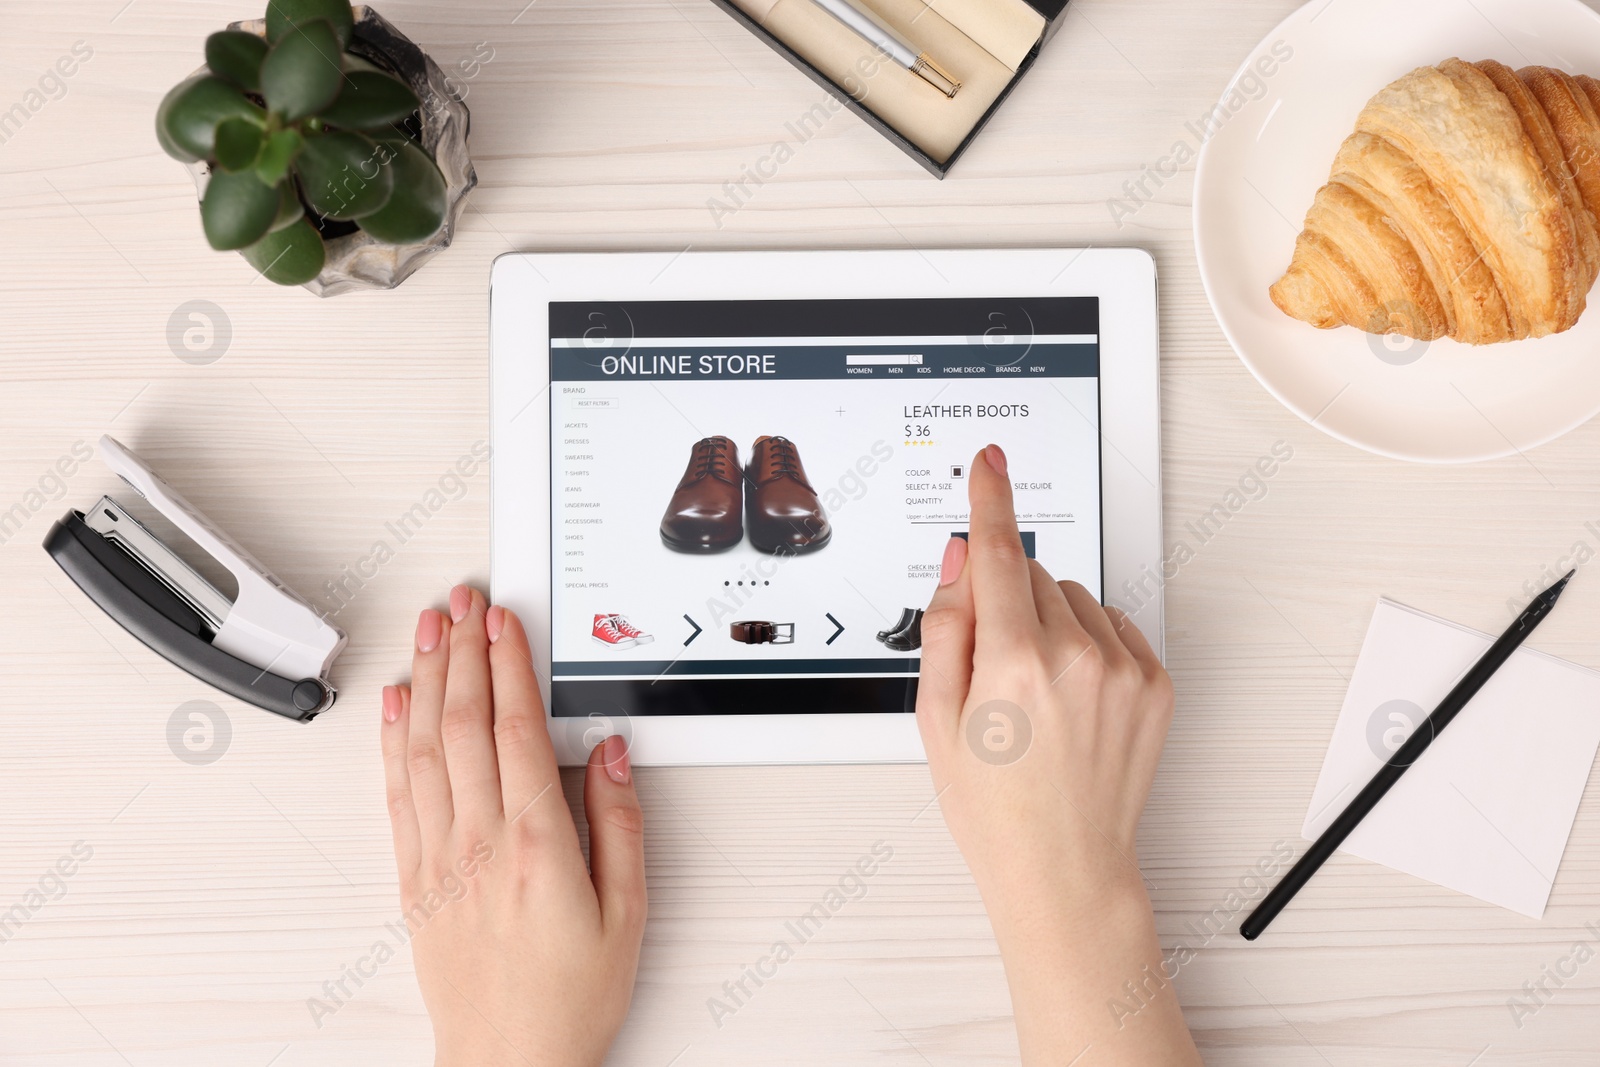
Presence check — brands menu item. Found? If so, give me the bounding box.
[548,297,1103,717]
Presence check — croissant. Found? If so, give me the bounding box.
[1270,58,1600,344]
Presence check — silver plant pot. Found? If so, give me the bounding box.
[186,6,477,296]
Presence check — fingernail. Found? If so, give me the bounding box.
[417,609,442,653]
[939,536,967,586]
[984,443,1008,476]
[381,685,401,723]
[449,584,471,623]
[602,734,631,785]
[485,605,505,644]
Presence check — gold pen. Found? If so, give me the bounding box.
[811,0,961,97]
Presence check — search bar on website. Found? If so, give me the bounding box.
[846,354,924,365]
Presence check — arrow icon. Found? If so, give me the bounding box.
[683,614,703,646]
[825,612,844,646]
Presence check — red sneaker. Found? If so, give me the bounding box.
[609,614,654,645]
[592,614,636,649]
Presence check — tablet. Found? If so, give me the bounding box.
[490,249,1162,765]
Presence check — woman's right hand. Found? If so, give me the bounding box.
[916,445,1201,1066]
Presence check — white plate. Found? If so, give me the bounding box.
[1194,0,1600,463]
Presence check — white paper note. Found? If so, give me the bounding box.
[1303,598,1600,919]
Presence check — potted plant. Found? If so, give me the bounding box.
[155,0,475,294]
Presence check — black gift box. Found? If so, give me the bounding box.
[708,0,1071,177]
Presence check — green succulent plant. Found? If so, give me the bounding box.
[156,0,449,285]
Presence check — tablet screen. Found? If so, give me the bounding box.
[547,297,1101,717]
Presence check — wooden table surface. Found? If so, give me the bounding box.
[6,1,1600,1063]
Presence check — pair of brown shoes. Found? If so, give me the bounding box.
[659,435,831,555]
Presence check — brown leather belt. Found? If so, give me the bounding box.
[729,620,794,645]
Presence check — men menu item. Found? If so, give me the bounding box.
[548,297,1102,717]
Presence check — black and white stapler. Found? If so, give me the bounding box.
[44,436,346,721]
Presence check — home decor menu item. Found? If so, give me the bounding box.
[43,437,346,721]
[156,0,475,293]
[711,0,1063,176]
[1279,596,1600,924]
[1273,59,1600,344]
[490,249,1162,764]
[1194,0,1600,463]
[810,0,960,97]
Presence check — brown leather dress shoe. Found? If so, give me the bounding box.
[660,436,744,552]
[745,435,831,554]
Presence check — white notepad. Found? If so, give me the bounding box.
[1303,598,1600,919]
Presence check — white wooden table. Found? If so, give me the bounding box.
[5,1,1600,1063]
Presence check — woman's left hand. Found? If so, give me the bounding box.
[381,585,647,1067]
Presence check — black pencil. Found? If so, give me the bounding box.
[1240,570,1576,941]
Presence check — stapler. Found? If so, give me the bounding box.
[44,436,345,721]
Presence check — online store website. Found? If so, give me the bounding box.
[548,297,1102,717]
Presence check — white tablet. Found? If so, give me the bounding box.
[490,249,1162,765]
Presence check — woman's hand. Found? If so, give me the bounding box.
[380,586,646,1067]
[917,446,1201,1066]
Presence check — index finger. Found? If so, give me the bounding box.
[966,444,1039,652]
